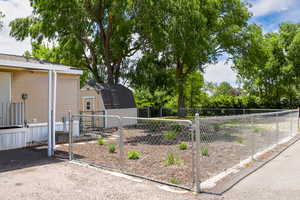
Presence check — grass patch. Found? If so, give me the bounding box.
[171,124,183,132]
[169,177,180,185]
[200,147,209,156]
[97,137,105,145]
[224,132,231,137]
[253,127,264,133]
[235,136,244,144]
[107,144,116,153]
[178,142,188,150]
[128,151,140,160]
[164,152,184,166]
[163,132,176,140]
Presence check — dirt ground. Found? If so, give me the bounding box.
[0,159,220,200]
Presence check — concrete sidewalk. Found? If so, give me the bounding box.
[222,139,300,200]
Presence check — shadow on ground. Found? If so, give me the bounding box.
[0,147,64,173]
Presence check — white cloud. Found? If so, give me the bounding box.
[0,0,33,55]
[250,0,298,17]
[203,61,237,86]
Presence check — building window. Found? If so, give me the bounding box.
[86,101,91,110]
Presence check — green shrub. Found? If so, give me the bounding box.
[128,151,140,160]
[224,132,231,137]
[169,177,180,185]
[171,124,183,132]
[97,137,105,145]
[163,132,176,140]
[253,127,264,133]
[164,152,183,166]
[200,147,209,156]
[178,142,188,150]
[108,144,116,153]
[235,136,244,144]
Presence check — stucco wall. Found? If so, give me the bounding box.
[1,69,80,123]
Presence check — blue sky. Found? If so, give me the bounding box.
[0,0,300,85]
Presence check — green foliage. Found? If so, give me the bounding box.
[128,151,140,160]
[171,124,183,133]
[169,177,180,185]
[235,136,245,144]
[253,127,264,133]
[107,144,116,153]
[233,23,300,108]
[97,138,105,145]
[164,152,184,166]
[200,147,209,156]
[178,142,188,150]
[163,132,176,140]
[131,0,251,116]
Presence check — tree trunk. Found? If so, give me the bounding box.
[107,65,114,85]
[176,61,186,118]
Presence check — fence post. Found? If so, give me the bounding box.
[118,117,125,172]
[290,113,293,137]
[251,115,255,160]
[160,108,163,117]
[276,113,279,144]
[68,111,73,161]
[194,113,201,193]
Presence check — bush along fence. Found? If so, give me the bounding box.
[61,109,299,193]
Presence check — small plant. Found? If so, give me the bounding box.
[178,142,188,150]
[169,177,180,185]
[97,137,105,145]
[200,147,209,156]
[164,152,183,166]
[253,127,263,133]
[163,132,176,140]
[235,136,244,144]
[171,124,183,132]
[107,144,116,153]
[224,132,231,137]
[128,151,140,160]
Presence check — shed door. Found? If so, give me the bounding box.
[0,72,11,103]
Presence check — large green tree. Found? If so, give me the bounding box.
[134,0,251,117]
[234,23,300,107]
[10,0,143,84]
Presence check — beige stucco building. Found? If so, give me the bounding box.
[0,54,82,155]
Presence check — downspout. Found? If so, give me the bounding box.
[52,71,57,154]
[48,70,52,157]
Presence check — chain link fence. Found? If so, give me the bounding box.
[138,107,285,118]
[61,109,299,193]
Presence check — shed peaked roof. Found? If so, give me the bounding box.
[0,53,82,75]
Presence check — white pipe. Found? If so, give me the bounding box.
[48,70,52,157]
[52,71,57,152]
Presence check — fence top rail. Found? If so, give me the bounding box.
[122,116,193,124]
[198,109,298,121]
[72,114,120,119]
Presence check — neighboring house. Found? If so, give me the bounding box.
[80,83,137,128]
[0,53,82,155]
